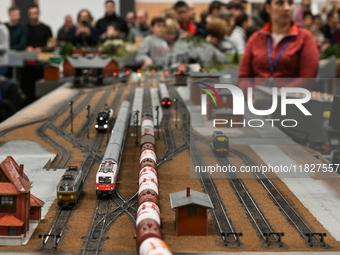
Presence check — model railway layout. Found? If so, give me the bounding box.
[0,70,338,255]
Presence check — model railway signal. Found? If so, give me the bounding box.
[69,101,73,133]
[86,105,90,139]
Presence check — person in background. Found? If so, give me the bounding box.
[252,3,264,28]
[26,4,55,52]
[165,18,180,48]
[101,23,122,42]
[322,11,338,46]
[303,11,314,32]
[187,2,197,23]
[66,10,99,47]
[226,1,244,19]
[161,9,179,20]
[173,1,196,36]
[239,0,319,92]
[5,6,27,50]
[314,15,324,31]
[96,1,129,39]
[136,17,169,69]
[0,21,9,71]
[294,0,311,28]
[229,13,251,54]
[193,10,208,38]
[0,77,22,122]
[126,12,142,41]
[136,10,150,37]
[57,15,74,44]
[126,11,136,27]
[206,18,236,54]
[218,9,235,31]
[194,1,226,39]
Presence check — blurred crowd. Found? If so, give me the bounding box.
[0,0,339,121]
[0,1,339,55]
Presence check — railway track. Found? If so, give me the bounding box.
[193,133,326,246]
[230,148,326,246]
[194,134,282,244]
[190,134,240,245]
[142,74,152,114]
[80,84,126,178]
[81,82,138,254]
[59,90,96,133]
[166,82,240,245]
[216,156,282,245]
[36,92,83,169]
[81,191,138,255]
[157,81,188,168]
[39,209,72,250]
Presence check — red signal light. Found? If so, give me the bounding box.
[137,69,141,73]
[113,72,117,76]
[162,101,166,105]
[126,71,130,75]
[26,60,36,65]
[165,71,168,75]
[177,71,181,75]
[151,69,155,73]
[168,101,171,105]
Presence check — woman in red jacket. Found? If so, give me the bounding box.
[238,0,319,91]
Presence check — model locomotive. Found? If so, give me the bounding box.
[95,107,114,132]
[211,131,229,155]
[57,166,84,208]
[159,83,172,108]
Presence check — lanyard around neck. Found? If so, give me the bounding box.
[267,35,291,78]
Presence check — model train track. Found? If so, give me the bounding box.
[59,90,96,133]
[81,191,138,255]
[157,82,189,168]
[40,209,73,250]
[142,75,152,115]
[0,118,47,137]
[194,134,325,246]
[81,84,127,179]
[194,134,281,244]
[81,198,122,255]
[217,156,281,244]
[190,135,239,245]
[36,92,83,169]
[230,148,324,245]
[167,82,240,245]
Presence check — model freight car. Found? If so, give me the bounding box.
[57,166,84,208]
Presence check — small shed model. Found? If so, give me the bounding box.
[169,187,213,236]
[44,63,60,81]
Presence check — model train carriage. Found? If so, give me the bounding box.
[211,131,229,155]
[96,159,118,196]
[95,109,113,132]
[57,166,84,208]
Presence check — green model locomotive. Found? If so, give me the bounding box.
[211,131,229,155]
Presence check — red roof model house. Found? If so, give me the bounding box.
[0,156,44,245]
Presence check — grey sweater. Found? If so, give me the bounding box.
[0,24,9,66]
[135,35,169,67]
